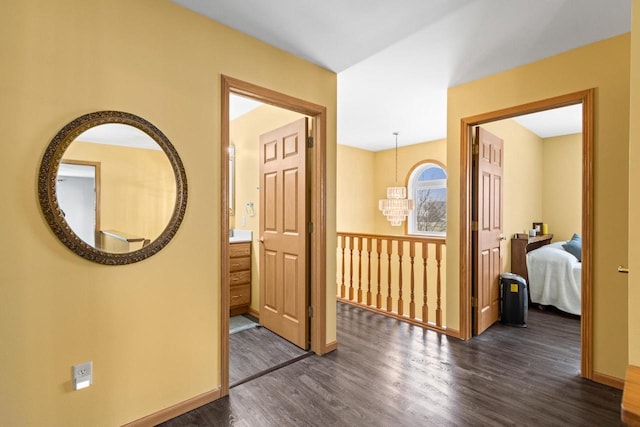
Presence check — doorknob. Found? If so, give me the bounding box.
[618,266,629,274]
[259,236,264,244]
[498,234,506,241]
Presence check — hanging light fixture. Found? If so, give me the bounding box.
[379,132,414,226]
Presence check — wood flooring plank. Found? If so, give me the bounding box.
[229,324,307,385]
[160,303,622,427]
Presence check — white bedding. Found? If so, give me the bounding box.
[525,241,581,315]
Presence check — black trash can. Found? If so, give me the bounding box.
[500,272,527,327]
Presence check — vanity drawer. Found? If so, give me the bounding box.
[230,256,250,272]
[230,270,251,286]
[230,284,251,307]
[229,241,251,315]
[230,242,251,257]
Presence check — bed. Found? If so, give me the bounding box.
[525,241,581,315]
[510,233,582,316]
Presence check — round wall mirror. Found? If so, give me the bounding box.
[39,111,187,265]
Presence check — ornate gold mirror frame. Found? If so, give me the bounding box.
[38,111,187,265]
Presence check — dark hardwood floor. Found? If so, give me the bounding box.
[229,323,310,386]
[160,303,622,426]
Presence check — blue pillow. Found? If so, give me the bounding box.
[563,233,582,261]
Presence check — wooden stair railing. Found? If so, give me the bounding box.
[337,232,446,332]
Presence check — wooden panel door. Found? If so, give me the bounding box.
[259,118,309,349]
[473,127,504,335]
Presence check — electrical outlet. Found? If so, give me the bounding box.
[73,361,92,390]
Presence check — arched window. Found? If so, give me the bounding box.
[407,162,447,236]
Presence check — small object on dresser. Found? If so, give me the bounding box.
[532,222,543,233]
[529,228,537,237]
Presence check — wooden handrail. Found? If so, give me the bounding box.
[338,232,445,245]
[337,232,446,332]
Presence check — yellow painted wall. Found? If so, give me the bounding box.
[374,139,447,235]
[481,119,544,273]
[0,1,336,425]
[64,141,175,244]
[336,144,377,233]
[542,133,582,242]
[230,104,306,314]
[447,35,630,378]
[336,139,446,235]
[629,0,640,365]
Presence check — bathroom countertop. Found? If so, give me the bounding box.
[229,229,252,243]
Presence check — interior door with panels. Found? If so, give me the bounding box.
[473,126,504,335]
[259,117,309,349]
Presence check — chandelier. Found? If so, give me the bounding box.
[379,132,414,226]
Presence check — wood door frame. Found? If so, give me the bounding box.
[459,89,594,379]
[220,75,328,396]
[59,159,101,246]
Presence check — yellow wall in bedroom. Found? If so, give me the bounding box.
[480,119,544,273]
[230,104,307,314]
[447,34,630,379]
[0,1,336,425]
[542,133,582,242]
[470,121,582,274]
[628,0,640,365]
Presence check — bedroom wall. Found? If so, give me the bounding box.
[230,104,306,314]
[481,119,544,273]
[447,34,629,379]
[542,133,582,242]
[628,0,640,366]
[0,1,337,425]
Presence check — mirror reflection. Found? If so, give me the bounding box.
[57,124,176,253]
[39,110,187,265]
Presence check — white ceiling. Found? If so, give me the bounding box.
[76,124,161,150]
[229,96,262,121]
[513,104,582,139]
[175,0,630,150]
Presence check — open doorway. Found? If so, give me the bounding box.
[460,89,595,379]
[226,95,312,386]
[220,75,329,396]
[57,160,100,247]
